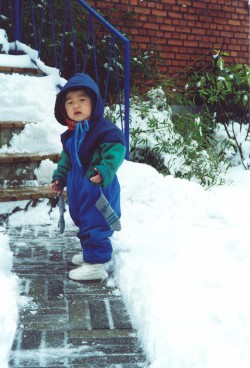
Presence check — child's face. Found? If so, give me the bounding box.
[64,89,92,121]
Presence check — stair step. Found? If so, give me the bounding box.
[0,65,44,76]
[0,152,60,163]
[0,185,60,202]
[0,120,29,147]
[0,153,60,183]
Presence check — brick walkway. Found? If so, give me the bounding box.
[7,225,148,368]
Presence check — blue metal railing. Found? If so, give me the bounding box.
[0,0,130,158]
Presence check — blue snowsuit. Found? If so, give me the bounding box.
[52,73,126,264]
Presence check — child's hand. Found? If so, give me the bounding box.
[90,168,103,184]
[50,180,62,193]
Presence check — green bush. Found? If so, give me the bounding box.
[185,51,249,126]
[184,51,250,168]
[164,51,250,170]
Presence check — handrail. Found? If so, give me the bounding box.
[76,1,130,156]
[0,0,130,159]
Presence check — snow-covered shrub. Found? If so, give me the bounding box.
[214,121,250,169]
[0,28,9,54]
[106,87,229,188]
[128,87,228,187]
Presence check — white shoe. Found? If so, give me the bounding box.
[68,263,108,281]
[71,253,85,266]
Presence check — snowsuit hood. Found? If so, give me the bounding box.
[54,73,104,126]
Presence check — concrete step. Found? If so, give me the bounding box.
[0,185,59,202]
[0,152,60,185]
[0,120,30,147]
[0,65,44,76]
[0,61,58,204]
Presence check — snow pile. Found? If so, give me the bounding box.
[0,230,18,368]
[0,72,64,155]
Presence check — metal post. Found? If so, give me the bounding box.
[124,40,130,160]
[14,0,20,52]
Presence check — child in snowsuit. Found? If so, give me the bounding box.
[50,73,126,281]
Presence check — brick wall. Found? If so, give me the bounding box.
[87,0,250,78]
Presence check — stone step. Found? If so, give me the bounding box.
[0,120,30,147]
[0,65,44,76]
[0,152,60,184]
[0,185,59,202]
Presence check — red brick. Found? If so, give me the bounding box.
[156,31,165,37]
[180,0,192,5]
[237,8,248,15]
[199,16,213,23]
[208,3,222,11]
[134,35,151,43]
[228,19,241,26]
[160,24,176,32]
[162,45,172,53]
[210,10,219,18]
[213,17,229,25]
[175,53,191,60]
[235,32,248,39]
[151,9,167,17]
[177,26,190,33]
[160,0,177,4]
[228,44,241,51]
[151,37,169,44]
[192,28,206,35]
[187,21,196,28]
[209,36,217,43]
[147,1,157,8]
[135,7,151,15]
[179,33,188,40]
[221,31,233,37]
[168,39,183,46]
[156,3,164,10]
[172,5,181,12]
[230,51,238,57]
[209,23,219,30]
[138,15,148,22]
[141,29,156,37]
[171,60,181,66]
[193,2,208,9]
[231,13,239,20]
[168,12,183,19]
[148,16,164,24]
[184,13,198,21]
[144,22,160,30]
[130,28,139,35]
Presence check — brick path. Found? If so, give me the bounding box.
[7,225,148,368]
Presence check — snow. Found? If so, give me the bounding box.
[0,230,18,368]
[0,45,250,368]
[0,29,9,54]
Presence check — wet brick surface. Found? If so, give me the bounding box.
[7,225,148,368]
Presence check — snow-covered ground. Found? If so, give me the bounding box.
[0,49,250,368]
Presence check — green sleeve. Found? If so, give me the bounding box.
[95,143,126,187]
[52,150,71,188]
